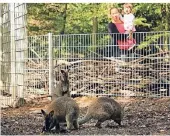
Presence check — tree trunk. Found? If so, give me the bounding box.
[60,4,67,35]
[165,4,170,31]
[91,4,99,56]
[164,4,170,51]
[92,17,98,52]
[92,17,98,33]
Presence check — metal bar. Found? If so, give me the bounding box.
[48,33,53,97]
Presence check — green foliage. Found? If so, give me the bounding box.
[137,33,163,49]
[135,18,151,28]
[27,3,68,35]
[27,3,170,35]
[27,3,170,57]
[137,32,170,52]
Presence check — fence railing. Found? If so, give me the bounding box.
[1,31,170,106]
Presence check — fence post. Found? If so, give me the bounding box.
[48,33,53,98]
[15,4,27,98]
[0,4,3,90]
[10,3,16,99]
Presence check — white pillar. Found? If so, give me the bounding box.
[15,4,26,98]
[0,4,2,83]
[48,33,54,97]
[10,3,16,98]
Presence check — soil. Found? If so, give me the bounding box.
[1,96,170,135]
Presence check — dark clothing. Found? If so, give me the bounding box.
[108,22,120,33]
[107,22,129,57]
[108,22,129,45]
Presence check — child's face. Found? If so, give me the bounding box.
[124,7,131,14]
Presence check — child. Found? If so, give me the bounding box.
[120,3,136,50]
[121,3,136,40]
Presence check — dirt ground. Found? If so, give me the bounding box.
[1,96,170,135]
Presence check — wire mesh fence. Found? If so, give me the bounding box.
[1,31,170,107]
[24,35,49,96]
[0,3,27,107]
[24,32,170,98]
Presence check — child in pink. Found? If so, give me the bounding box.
[121,3,136,40]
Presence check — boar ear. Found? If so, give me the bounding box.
[41,109,47,117]
[67,68,70,73]
[60,71,65,81]
[61,69,68,81]
[61,69,66,74]
[49,110,54,117]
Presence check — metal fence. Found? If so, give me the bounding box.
[24,32,170,99]
[1,30,170,107]
[0,3,27,107]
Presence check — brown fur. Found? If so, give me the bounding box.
[52,69,70,100]
[78,97,124,128]
[41,96,79,132]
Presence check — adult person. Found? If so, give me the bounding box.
[107,7,136,60]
